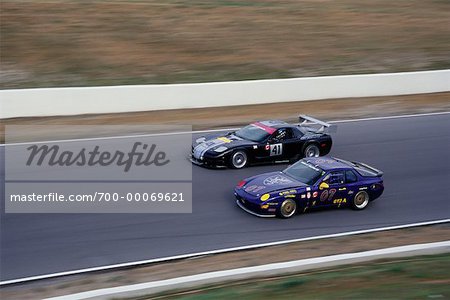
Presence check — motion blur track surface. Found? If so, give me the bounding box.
[1,113,449,281]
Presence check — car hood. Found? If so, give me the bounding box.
[242,171,307,196]
[192,133,254,159]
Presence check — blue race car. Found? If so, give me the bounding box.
[234,157,384,218]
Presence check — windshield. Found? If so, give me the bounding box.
[283,160,324,185]
[235,125,270,142]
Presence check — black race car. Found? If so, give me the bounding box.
[191,115,336,169]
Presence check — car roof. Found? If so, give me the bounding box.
[257,120,288,128]
[254,120,300,131]
[303,157,352,171]
[250,120,289,134]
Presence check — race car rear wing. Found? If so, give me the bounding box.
[352,161,384,177]
[299,115,337,134]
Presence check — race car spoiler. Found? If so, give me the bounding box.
[299,115,337,134]
[353,161,384,177]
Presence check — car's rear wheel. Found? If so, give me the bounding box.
[229,150,248,169]
[351,191,369,210]
[278,199,297,218]
[304,144,320,158]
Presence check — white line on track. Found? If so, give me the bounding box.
[1,111,449,147]
[1,218,448,286]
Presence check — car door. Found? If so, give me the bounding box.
[264,128,287,160]
[317,171,347,207]
[280,128,299,159]
[344,170,359,203]
[262,128,297,160]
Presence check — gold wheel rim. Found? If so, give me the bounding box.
[354,192,368,209]
[281,200,296,217]
[355,194,365,205]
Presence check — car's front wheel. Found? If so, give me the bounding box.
[229,150,248,169]
[278,199,297,218]
[351,191,369,210]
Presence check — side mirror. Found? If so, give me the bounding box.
[319,182,329,190]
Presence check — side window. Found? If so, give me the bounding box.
[292,127,303,138]
[328,171,345,185]
[345,170,358,183]
[273,128,289,141]
[283,128,293,140]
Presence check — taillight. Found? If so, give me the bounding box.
[237,180,246,188]
[371,182,383,190]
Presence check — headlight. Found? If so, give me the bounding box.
[260,194,270,201]
[214,146,228,153]
[195,137,206,144]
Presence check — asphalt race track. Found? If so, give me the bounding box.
[1,113,449,281]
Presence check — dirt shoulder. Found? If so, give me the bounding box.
[1,223,449,300]
[1,92,449,143]
[2,0,449,89]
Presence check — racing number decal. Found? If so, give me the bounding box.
[320,189,336,202]
[270,143,283,156]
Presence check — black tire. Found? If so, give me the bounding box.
[229,150,248,169]
[351,191,370,210]
[278,199,297,218]
[303,143,320,158]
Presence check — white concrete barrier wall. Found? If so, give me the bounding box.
[1,70,449,119]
